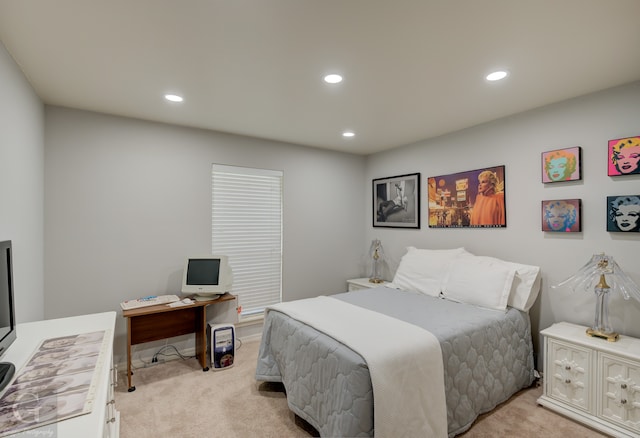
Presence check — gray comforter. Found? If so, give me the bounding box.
[255,287,535,437]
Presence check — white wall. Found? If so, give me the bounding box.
[366,81,640,363]
[44,107,366,361]
[0,42,45,323]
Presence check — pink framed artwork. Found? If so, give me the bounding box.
[608,136,640,176]
[541,146,581,183]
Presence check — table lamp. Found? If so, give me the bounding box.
[551,253,640,342]
[369,239,385,284]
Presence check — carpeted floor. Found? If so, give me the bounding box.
[115,339,607,437]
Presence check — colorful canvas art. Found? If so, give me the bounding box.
[607,195,640,232]
[428,165,505,228]
[541,146,581,183]
[541,199,582,232]
[608,136,640,176]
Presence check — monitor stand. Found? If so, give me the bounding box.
[193,294,222,302]
[0,362,15,392]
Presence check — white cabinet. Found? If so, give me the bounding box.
[2,312,118,437]
[538,322,640,437]
[347,277,389,291]
[104,360,120,438]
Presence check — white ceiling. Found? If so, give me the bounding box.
[1,1,639,155]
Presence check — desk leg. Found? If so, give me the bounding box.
[196,307,209,372]
[126,317,136,392]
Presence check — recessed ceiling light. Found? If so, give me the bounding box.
[324,74,343,84]
[342,131,355,138]
[486,71,508,81]
[164,94,184,102]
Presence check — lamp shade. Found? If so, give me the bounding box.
[552,253,640,300]
[552,253,640,341]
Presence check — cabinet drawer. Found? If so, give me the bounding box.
[599,353,640,433]
[547,338,592,411]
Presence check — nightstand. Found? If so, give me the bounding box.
[347,277,390,291]
[537,321,640,437]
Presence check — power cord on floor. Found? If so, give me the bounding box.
[151,344,195,363]
[130,351,154,371]
[134,332,241,369]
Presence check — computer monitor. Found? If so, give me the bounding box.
[181,255,233,301]
[0,240,17,392]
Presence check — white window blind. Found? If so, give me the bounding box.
[212,164,283,319]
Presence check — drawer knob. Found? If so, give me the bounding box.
[565,365,571,370]
[565,379,571,384]
[621,383,627,389]
[621,399,627,405]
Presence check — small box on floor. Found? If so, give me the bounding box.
[208,323,235,370]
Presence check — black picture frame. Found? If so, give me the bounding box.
[606,195,640,232]
[427,165,506,228]
[373,173,420,228]
[541,146,582,183]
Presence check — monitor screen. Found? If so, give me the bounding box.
[0,241,16,358]
[0,240,16,391]
[186,258,221,286]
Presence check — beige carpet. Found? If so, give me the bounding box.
[115,339,607,438]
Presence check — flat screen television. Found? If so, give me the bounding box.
[181,255,233,301]
[0,240,16,392]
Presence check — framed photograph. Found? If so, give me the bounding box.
[541,199,581,232]
[541,146,582,183]
[427,165,505,228]
[608,136,640,176]
[373,173,420,228]
[607,195,640,232]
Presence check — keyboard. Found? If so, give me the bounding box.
[120,294,181,310]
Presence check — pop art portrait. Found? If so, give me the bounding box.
[541,147,581,183]
[541,199,581,232]
[607,196,640,232]
[608,136,640,176]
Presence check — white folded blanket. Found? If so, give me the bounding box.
[268,295,447,438]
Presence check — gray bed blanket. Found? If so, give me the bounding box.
[255,287,535,437]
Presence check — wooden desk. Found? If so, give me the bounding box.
[122,293,235,392]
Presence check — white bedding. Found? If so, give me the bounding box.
[268,295,447,438]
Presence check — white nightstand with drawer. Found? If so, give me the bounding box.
[538,321,640,437]
[347,277,390,291]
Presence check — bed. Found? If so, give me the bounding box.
[255,247,541,437]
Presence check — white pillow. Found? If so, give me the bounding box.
[442,255,516,311]
[464,255,541,311]
[389,246,469,297]
[505,262,541,312]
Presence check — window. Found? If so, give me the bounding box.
[212,164,283,320]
